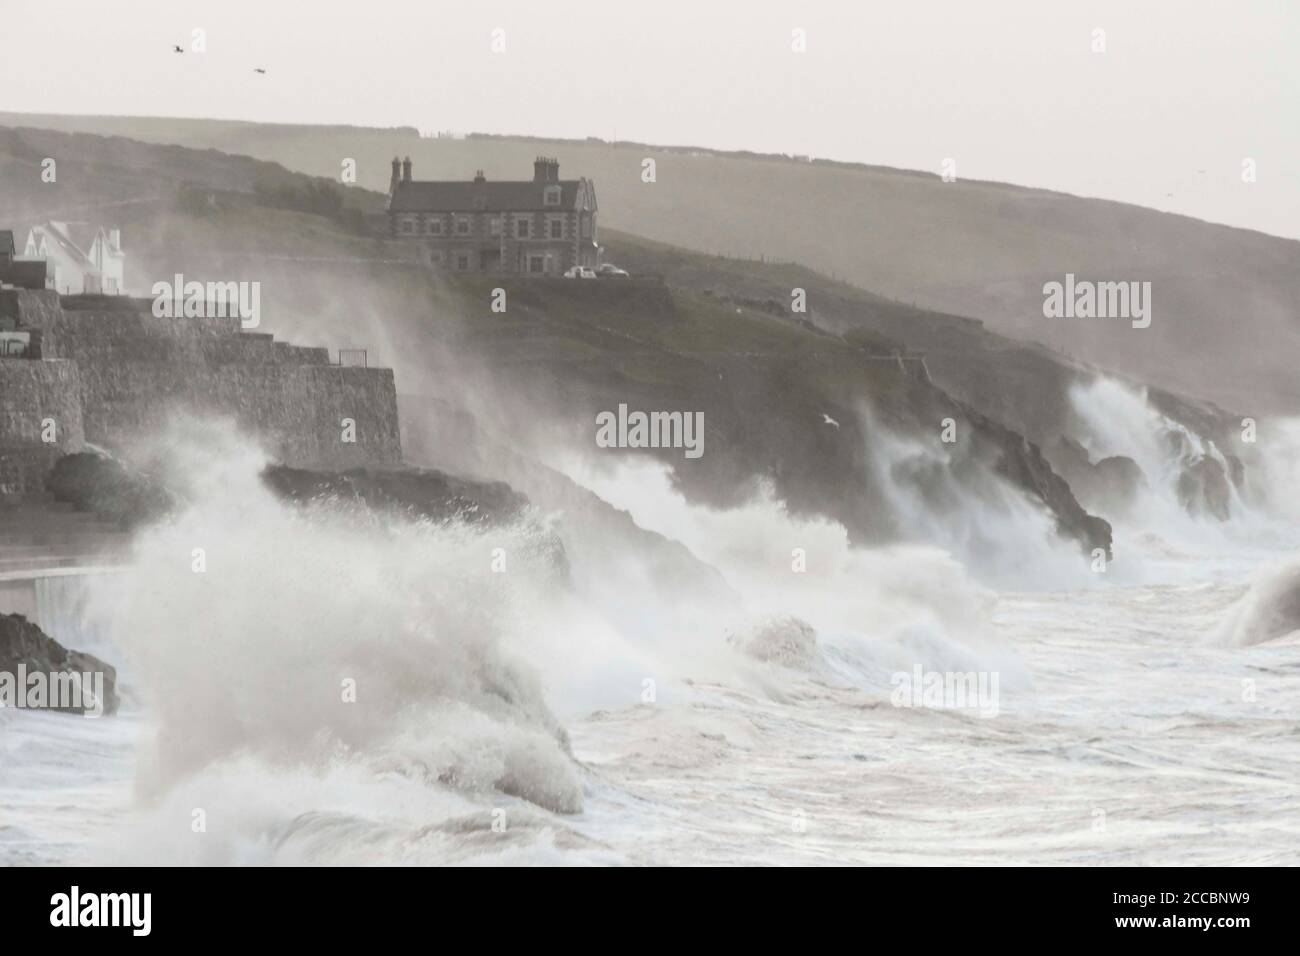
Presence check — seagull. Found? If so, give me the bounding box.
[254,68,267,74]
[822,413,840,429]
[173,45,184,53]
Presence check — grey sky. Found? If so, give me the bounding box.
[4,0,1297,239]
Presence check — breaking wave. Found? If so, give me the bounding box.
[84,419,598,863]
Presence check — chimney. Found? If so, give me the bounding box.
[109,228,121,252]
[390,156,401,193]
[473,169,486,183]
[401,157,412,183]
[533,157,559,182]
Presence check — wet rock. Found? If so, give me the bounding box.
[1176,455,1233,521]
[262,465,529,528]
[965,408,1113,558]
[262,465,569,582]
[1048,438,1146,516]
[0,612,118,716]
[47,451,173,528]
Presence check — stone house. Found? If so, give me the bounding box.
[386,157,599,275]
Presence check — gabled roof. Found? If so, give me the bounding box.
[47,221,103,258]
[389,179,590,214]
[30,222,93,267]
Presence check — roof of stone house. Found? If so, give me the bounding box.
[389,179,592,214]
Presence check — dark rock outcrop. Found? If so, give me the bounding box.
[965,407,1113,558]
[1176,455,1233,521]
[262,465,570,583]
[261,465,529,528]
[1093,456,1146,505]
[47,451,173,528]
[0,612,118,716]
[47,450,544,533]
[1047,437,1146,517]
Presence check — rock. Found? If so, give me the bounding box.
[261,465,529,528]
[1224,454,1246,490]
[727,616,818,669]
[46,451,562,565]
[965,406,1113,558]
[261,465,570,582]
[47,451,173,528]
[1176,455,1233,521]
[1049,436,1095,478]
[0,612,118,716]
[1092,456,1145,503]
[1047,439,1145,516]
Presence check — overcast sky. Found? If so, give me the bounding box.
[4,0,1297,239]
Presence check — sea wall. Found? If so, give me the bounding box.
[0,358,85,496]
[0,292,401,486]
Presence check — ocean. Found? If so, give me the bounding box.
[3,392,1299,866]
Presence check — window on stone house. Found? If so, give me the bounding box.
[544,186,561,206]
[489,217,503,237]
[456,218,471,236]
[549,219,564,239]
[400,218,416,235]
[456,253,470,271]
[516,218,530,239]
[426,217,443,236]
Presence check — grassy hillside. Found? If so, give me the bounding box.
[4,111,1297,415]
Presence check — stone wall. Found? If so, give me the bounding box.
[0,358,85,496]
[0,292,401,487]
[0,290,61,338]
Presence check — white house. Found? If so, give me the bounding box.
[23,221,125,295]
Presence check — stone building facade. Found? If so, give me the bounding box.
[387,157,599,275]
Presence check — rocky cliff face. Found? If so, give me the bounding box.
[962,407,1113,558]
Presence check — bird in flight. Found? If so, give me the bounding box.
[173,45,184,53]
[822,413,840,429]
[254,68,267,74]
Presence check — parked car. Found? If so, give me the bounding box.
[563,266,598,279]
[597,264,630,278]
